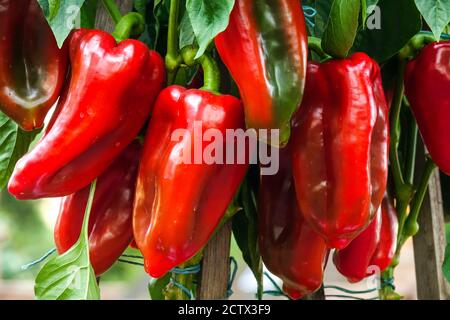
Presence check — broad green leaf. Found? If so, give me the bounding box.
[322,0,361,58]
[35,182,100,300]
[80,0,98,29]
[148,274,171,300]
[0,113,39,190]
[443,243,450,284]
[351,0,422,62]
[186,0,235,59]
[48,0,61,20]
[179,10,196,49]
[232,166,263,300]
[38,0,87,47]
[415,0,450,41]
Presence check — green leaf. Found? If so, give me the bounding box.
[38,0,87,48]
[179,9,196,49]
[322,0,361,58]
[0,113,39,190]
[232,166,263,300]
[48,0,61,20]
[148,274,171,300]
[35,182,100,300]
[186,0,235,59]
[443,243,450,284]
[351,0,422,62]
[415,0,450,41]
[80,0,98,29]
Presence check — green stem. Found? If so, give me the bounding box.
[182,46,221,93]
[401,157,437,242]
[101,0,122,25]
[81,180,97,242]
[164,252,203,300]
[389,58,413,237]
[308,36,329,61]
[404,103,418,186]
[166,0,182,85]
[111,13,145,43]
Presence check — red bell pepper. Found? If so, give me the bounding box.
[333,194,398,282]
[291,53,389,249]
[54,141,141,276]
[404,41,450,175]
[259,145,328,299]
[215,0,308,146]
[133,85,248,278]
[8,29,164,199]
[333,208,382,283]
[0,0,68,131]
[370,195,398,272]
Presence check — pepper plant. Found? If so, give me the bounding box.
[0,0,449,301]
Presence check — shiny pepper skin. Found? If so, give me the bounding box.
[334,194,398,282]
[0,0,68,131]
[404,42,450,175]
[8,29,165,199]
[215,0,308,146]
[259,145,328,299]
[291,53,389,249]
[54,141,141,276]
[370,195,398,272]
[133,86,248,278]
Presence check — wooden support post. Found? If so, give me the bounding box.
[197,222,233,300]
[413,143,450,300]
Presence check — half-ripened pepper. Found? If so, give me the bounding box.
[8,29,164,199]
[333,194,398,282]
[291,54,389,249]
[0,0,68,131]
[54,141,141,276]
[259,145,328,299]
[133,85,248,278]
[215,0,308,146]
[404,41,450,175]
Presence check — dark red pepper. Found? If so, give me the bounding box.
[54,141,141,276]
[0,0,68,131]
[259,145,328,299]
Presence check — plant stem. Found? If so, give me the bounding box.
[101,0,122,25]
[404,104,418,186]
[308,36,329,61]
[166,0,182,85]
[111,13,145,42]
[389,58,413,240]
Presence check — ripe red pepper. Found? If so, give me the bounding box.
[370,195,398,272]
[0,0,68,131]
[215,0,308,145]
[333,194,398,282]
[404,41,450,175]
[133,85,248,278]
[291,53,389,249]
[259,146,328,299]
[8,29,164,199]
[54,141,141,276]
